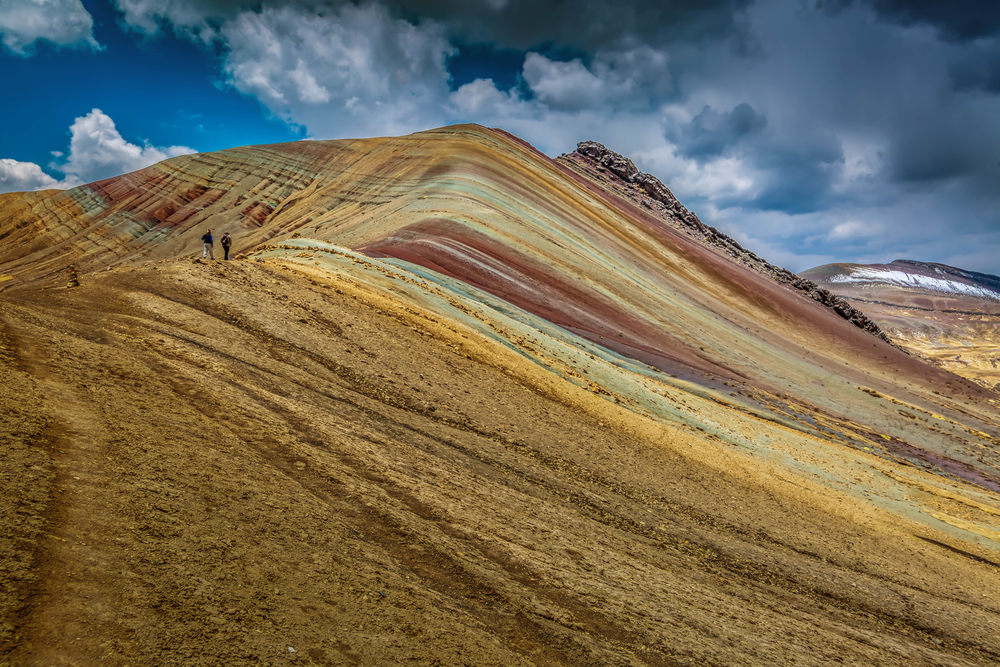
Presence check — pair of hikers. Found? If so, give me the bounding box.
[201,229,233,260]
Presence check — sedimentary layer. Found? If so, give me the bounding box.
[1,126,999,666]
[804,260,1000,391]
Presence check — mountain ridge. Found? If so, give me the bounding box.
[1,125,999,665]
[802,259,1000,391]
[557,141,900,348]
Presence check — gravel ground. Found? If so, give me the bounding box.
[1,258,998,667]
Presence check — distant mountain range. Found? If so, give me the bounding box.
[803,259,1000,301]
[802,259,1000,390]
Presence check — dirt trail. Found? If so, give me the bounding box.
[1,259,999,666]
[5,317,131,664]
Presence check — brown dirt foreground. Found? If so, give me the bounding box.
[1,257,999,667]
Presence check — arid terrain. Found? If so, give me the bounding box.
[1,126,999,666]
[803,260,1000,392]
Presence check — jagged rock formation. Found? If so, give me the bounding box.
[563,141,899,348]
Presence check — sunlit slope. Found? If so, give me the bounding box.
[0,137,366,278]
[243,126,1000,510]
[2,124,999,529]
[803,260,1000,390]
[3,259,998,665]
[2,126,1000,664]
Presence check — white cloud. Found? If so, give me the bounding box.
[289,60,330,104]
[113,0,226,43]
[448,78,528,117]
[56,109,196,184]
[839,138,886,182]
[668,156,758,202]
[827,220,875,241]
[0,0,100,54]
[219,3,455,137]
[109,1,672,144]
[0,109,195,195]
[522,54,605,111]
[590,43,672,105]
[0,158,65,192]
[521,45,671,112]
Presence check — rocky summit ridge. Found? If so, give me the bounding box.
[562,141,899,348]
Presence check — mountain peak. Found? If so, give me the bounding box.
[2,126,999,665]
[802,258,1000,390]
[803,260,1000,302]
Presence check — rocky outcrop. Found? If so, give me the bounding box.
[562,141,900,349]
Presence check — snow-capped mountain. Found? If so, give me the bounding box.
[801,259,1000,390]
[805,259,1000,301]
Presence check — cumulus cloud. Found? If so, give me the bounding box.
[0,158,64,192]
[522,54,605,112]
[522,45,671,112]
[111,0,247,42]
[219,3,455,137]
[448,78,528,117]
[57,109,196,184]
[0,0,100,54]
[667,156,758,204]
[827,220,874,241]
[0,109,194,195]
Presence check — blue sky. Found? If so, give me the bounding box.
[2,0,999,275]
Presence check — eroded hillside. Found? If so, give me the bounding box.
[803,260,1000,391]
[2,126,1000,666]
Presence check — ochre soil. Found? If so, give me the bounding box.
[814,286,1000,392]
[2,258,999,666]
[873,309,1000,392]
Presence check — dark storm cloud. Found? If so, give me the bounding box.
[720,130,845,214]
[856,0,1000,41]
[666,103,766,162]
[824,0,1000,41]
[747,135,844,213]
[949,44,1000,94]
[873,76,1000,192]
[120,0,757,50]
[889,128,978,183]
[397,0,754,51]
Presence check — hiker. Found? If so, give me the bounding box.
[220,231,232,260]
[201,229,214,260]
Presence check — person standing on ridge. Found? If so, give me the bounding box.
[220,231,232,260]
[201,229,214,260]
